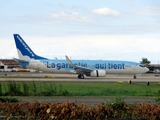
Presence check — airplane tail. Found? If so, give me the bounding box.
[13,34,48,60]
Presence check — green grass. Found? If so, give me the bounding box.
[0,81,160,96]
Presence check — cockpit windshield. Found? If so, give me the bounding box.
[139,64,144,67]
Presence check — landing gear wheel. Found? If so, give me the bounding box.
[133,75,137,79]
[78,74,84,79]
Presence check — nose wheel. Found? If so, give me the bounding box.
[133,75,137,79]
[78,73,84,79]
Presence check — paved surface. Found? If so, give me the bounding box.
[0,72,160,105]
[0,72,160,82]
[16,96,157,106]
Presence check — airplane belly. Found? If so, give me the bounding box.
[40,67,71,74]
[106,70,121,74]
[106,68,133,74]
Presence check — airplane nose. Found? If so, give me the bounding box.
[145,67,149,73]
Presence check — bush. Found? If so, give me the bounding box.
[0,102,160,120]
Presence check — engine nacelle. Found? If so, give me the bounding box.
[89,70,106,77]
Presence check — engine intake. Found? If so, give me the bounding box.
[89,70,106,77]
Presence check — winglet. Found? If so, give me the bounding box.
[65,55,75,67]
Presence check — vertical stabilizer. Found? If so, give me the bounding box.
[13,34,48,60]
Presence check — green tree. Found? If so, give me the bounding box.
[140,58,151,65]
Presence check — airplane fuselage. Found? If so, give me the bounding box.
[18,59,148,75]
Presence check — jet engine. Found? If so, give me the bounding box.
[89,70,106,77]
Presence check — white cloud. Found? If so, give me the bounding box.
[0,39,17,59]
[32,35,160,63]
[47,11,94,23]
[2,34,160,63]
[132,6,160,16]
[13,11,95,25]
[91,7,121,17]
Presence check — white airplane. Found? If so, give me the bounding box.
[13,34,149,79]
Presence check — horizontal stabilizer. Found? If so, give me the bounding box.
[13,58,30,67]
[13,58,29,64]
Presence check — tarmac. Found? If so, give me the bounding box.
[15,96,157,106]
[0,72,160,82]
[0,72,160,105]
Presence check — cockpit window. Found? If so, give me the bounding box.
[139,64,144,67]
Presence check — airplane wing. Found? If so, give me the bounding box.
[65,55,92,73]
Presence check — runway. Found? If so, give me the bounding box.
[0,72,160,82]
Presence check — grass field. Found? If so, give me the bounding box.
[0,81,160,96]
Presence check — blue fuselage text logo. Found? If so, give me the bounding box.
[46,62,125,70]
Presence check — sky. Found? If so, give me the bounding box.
[0,0,160,63]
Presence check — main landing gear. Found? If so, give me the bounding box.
[78,73,84,79]
[133,75,137,79]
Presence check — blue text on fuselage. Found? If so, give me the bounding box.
[46,62,125,70]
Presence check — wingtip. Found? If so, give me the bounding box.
[65,55,68,58]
